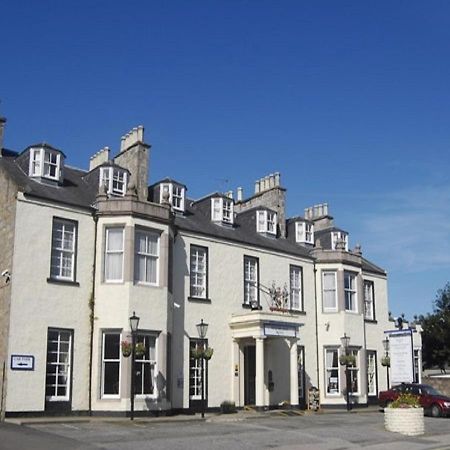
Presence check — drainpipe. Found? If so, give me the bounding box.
[313,264,320,393]
[88,214,99,416]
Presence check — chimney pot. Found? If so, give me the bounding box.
[237,187,243,201]
[255,180,260,194]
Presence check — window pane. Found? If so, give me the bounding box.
[107,229,123,251]
[103,363,120,395]
[104,334,120,359]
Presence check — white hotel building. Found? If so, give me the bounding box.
[0,119,422,417]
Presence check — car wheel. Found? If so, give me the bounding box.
[431,404,442,418]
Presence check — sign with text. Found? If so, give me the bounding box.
[388,330,413,385]
[264,323,297,338]
[11,355,35,371]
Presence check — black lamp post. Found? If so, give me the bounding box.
[382,337,390,389]
[196,319,208,419]
[129,311,140,421]
[340,333,351,412]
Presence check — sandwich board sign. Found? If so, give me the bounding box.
[386,329,414,385]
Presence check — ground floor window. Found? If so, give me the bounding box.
[348,349,359,394]
[325,348,339,395]
[45,328,72,401]
[102,332,121,397]
[367,351,377,396]
[413,349,421,383]
[298,346,305,404]
[135,334,157,396]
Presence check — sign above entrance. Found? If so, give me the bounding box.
[264,322,298,338]
[11,354,35,371]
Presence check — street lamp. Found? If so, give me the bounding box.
[340,333,351,411]
[382,337,390,389]
[129,311,140,420]
[196,319,208,418]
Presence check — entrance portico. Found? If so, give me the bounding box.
[230,311,302,409]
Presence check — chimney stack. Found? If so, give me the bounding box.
[0,117,6,154]
[120,125,145,152]
[304,202,333,230]
[89,147,110,171]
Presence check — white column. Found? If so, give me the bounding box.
[255,337,266,407]
[290,338,299,407]
[231,338,240,405]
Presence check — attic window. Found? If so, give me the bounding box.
[331,231,348,251]
[100,167,127,196]
[211,197,234,225]
[160,182,185,212]
[29,148,63,181]
[295,222,314,244]
[257,210,277,235]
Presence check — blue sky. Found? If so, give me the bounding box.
[2,1,450,319]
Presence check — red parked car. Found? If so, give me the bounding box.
[379,383,450,417]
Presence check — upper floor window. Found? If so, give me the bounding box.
[244,256,259,307]
[290,265,303,311]
[331,231,348,251]
[160,182,185,212]
[100,167,128,196]
[344,271,357,312]
[295,222,314,244]
[29,147,63,181]
[134,229,159,285]
[190,245,208,299]
[50,218,77,282]
[105,227,124,282]
[322,271,337,312]
[364,280,375,320]
[256,210,277,235]
[211,197,234,225]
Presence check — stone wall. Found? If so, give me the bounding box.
[0,166,18,420]
[422,376,450,396]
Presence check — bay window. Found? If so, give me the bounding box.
[135,229,159,285]
[322,271,337,312]
[344,271,357,312]
[105,227,124,282]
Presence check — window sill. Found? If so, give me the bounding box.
[364,319,378,324]
[47,278,80,287]
[188,296,211,303]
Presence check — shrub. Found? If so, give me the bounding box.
[220,400,237,414]
[390,393,421,409]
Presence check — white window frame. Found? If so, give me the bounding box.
[256,210,277,235]
[325,348,340,396]
[344,271,358,312]
[101,332,121,399]
[367,351,377,396]
[100,167,128,196]
[322,271,337,312]
[50,218,76,281]
[104,227,124,283]
[190,245,207,298]
[135,333,157,398]
[160,182,185,212]
[295,222,314,244]
[244,256,258,306]
[45,329,72,401]
[29,147,62,181]
[289,265,303,311]
[211,197,234,224]
[331,231,348,251]
[347,349,360,395]
[363,280,375,320]
[189,339,206,400]
[134,229,159,286]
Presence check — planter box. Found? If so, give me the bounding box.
[384,407,424,436]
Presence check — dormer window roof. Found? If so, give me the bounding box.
[331,231,348,251]
[257,210,277,236]
[100,166,128,196]
[160,181,186,213]
[28,145,64,182]
[211,196,234,225]
[295,221,314,244]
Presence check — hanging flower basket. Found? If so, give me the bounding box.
[191,347,204,360]
[121,341,132,358]
[381,356,391,367]
[135,342,146,358]
[339,354,356,366]
[203,347,214,360]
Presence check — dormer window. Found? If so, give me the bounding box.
[100,167,127,196]
[29,147,63,181]
[295,222,314,244]
[211,197,234,225]
[257,210,277,235]
[331,231,348,251]
[160,182,185,212]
